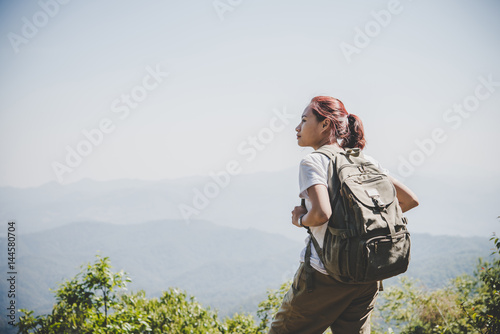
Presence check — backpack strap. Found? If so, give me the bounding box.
[304,145,355,290]
[305,226,331,292]
[312,146,343,219]
[304,234,315,292]
[313,145,353,233]
[314,144,344,157]
[301,198,316,292]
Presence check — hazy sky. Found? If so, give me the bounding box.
[1,0,499,188]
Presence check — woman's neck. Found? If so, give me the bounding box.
[313,138,339,150]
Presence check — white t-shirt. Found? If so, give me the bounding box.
[298,151,387,275]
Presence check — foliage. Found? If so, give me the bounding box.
[374,233,500,334]
[222,313,259,334]
[18,255,131,334]
[16,255,258,334]
[255,280,291,332]
[140,288,224,333]
[16,233,500,334]
[375,277,473,334]
[459,235,500,334]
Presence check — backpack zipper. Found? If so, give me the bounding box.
[353,176,384,184]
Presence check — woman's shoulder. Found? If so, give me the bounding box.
[298,151,330,192]
[299,149,388,174]
[300,151,331,168]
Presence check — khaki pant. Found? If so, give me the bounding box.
[269,263,378,334]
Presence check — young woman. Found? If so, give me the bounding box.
[269,96,419,334]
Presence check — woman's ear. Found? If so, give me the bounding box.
[322,119,330,129]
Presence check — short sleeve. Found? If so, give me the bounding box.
[298,153,330,199]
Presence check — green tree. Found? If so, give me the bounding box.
[459,234,500,334]
[256,280,291,332]
[18,235,499,334]
[374,233,500,334]
[18,255,131,333]
[374,277,473,334]
[222,313,259,334]
[16,255,258,333]
[135,288,224,333]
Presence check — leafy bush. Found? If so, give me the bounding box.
[17,256,231,333]
[374,277,473,333]
[18,255,132,334]
[374,233,500,334]
[17,234,500,334]
[459,235,500,333]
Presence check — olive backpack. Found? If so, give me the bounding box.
[304,144,411,290]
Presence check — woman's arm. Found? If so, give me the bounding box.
[292,177,419,228]
[292,184,331,228]
[389,176,419,213]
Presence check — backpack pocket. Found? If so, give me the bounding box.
[343,175,399,234]
[322,232,350,279]
[357,230,411,282]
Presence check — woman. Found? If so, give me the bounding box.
[269,96,419,334]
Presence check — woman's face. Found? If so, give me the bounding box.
[295,104,328,149]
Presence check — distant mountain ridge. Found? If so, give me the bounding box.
[0,219,493,330]
[0,169,301,240]
[0,220,302,321]
[1,170,498,240]
[1,171,498,330]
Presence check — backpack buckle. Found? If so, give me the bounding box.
[345,148,360,157]
[366,188,385,208]
[372,196,385,208]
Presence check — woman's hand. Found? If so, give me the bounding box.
[389,176,419,213]
[292,184,331,228]
[291,205,308,227]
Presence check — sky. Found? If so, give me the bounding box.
[1,0,499,192]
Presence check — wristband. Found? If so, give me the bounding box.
[299,214,306,227]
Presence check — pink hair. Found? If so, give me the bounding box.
[309,96,366,149]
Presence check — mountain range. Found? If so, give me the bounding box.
[0,169,498,241]
[0,171,498,331]
[0,219,494,331]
